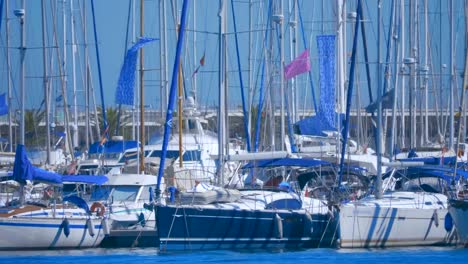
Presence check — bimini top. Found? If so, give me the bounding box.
[242,157,331,169]
[383,165,467,183]
[13,144,108,185]
[398,156,457,166]
[88,139,139,154]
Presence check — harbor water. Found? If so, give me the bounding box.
[0,247,466,264]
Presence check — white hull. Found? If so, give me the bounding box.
[0,217,107,250]
[449,200,468,246]
[339,193,456,248]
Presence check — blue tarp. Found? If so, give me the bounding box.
[294,113,344,136]
[242,158,330,169]
[383,166,467,183]
[63,195,90,214]
[0,93,8,116]
[13,144,108,185]
[88,140,139,154]
[398,156,457,166]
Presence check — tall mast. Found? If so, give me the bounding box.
[449,0,454,149]
[279,0,285,151]
[423,0,429,145]
[41,0,51,164]
[399,0,405,148]
[14,1,26,145]
[5,0,12,151]
[218,0,227,186]
[376,0,382,199]
[139,0,145,172]
[159,0,168,118]
[83,0,90,149]
[70,0,79,149]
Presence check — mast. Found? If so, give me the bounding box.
[423,0,429,145]
[279,0,285,151]
[82,0,90,149]
[139,0,145,172]
[453,0,468,176]
[376,0,382,199]
[159,0,168,118]
[338,0,361,188]
[41,0,51,164]
[390,0,401,161]
[70,0,79,149]
[449,0,454,149]
[5,0,12,152]
[14,1,26,146]
[51,0,74,159]
[178,37,183,168]
[156,0,190,197]
[218,0,227,185]
[399,0,405,148]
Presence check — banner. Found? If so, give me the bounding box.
[317,35,336,130]
[115,37,158,105]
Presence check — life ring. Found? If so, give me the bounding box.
[90,202,106,217]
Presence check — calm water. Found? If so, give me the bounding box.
[0,247,466,264]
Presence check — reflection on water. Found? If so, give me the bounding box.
[0,247,466,264]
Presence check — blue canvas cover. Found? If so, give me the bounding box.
[0,93,8,116]
[88,140,139,154]
[63,195,90,214]
[243,158,330,169]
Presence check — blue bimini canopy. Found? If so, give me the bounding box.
[242,158,331,169]
[398,156,457,166]
[383,165,467,183]
[88,140,139,154]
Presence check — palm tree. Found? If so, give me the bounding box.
[21,109,46,147]
[96,107,132,139]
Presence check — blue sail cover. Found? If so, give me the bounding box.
[115,37,158,105]
[294,35,338,137]
[0,93,8,116]
[383,166,467,183]
[13,145,34,184]
[88,140,138,154]
[13,144,108,185]
[243,158,330,169]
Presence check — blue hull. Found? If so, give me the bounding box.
[156,205,337,251]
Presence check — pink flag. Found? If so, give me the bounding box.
[284,49,311,79]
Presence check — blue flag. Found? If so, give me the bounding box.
[317,35,336,130]
[0,93,8,116]
[115,37,158,105]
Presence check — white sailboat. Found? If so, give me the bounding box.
[0,145,110,250]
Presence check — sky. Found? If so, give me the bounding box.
[0,0,467,119]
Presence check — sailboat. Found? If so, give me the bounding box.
[338,0,458,248]
[0,145,110,250]
[152,0,339,251]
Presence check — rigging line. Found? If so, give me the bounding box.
[116,0,133,137]
[90,0,108,132]
[254,0,272,152]
[297,0,317,113]
[231,0,251,151]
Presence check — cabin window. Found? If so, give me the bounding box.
[139,186,151,202]
[90,186,111,201]
[148,150,201,161]
[111,186,140,202]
